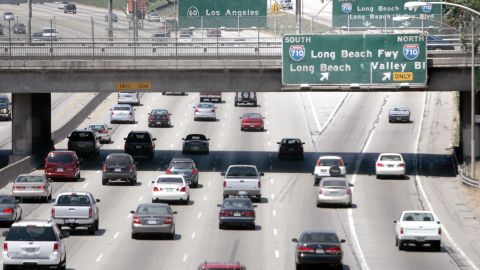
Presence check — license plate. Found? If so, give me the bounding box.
[320,169,327,172]
[397,117,402,120]
[65,219,76,223]
[156,121,161,125]
[115,168,121,172]
[329,192,339,195]
[78,144,85,148]
[56,168,64,172]
[234,212,241,217]
[315,249,324,254]
[250,125,255,128]
[136,145,141,149]
[416,237,426,242]
[288,148,294,151]
[25,247,36,253]
[192,147,199,150]
[388,165,394,167]
[147,220,157,225]
[167,188,174,192]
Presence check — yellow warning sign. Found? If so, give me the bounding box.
[393,72,413,81]
[115,82,152,91]
[271,2,281,13]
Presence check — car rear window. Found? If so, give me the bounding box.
[226,167,258,177]
[114,106,131,111]
[89,125,106,131]
[15,175,45,183]
[300,232,339,243]
[223,199,252,209]
[157,177,183,184]
[185,134,206,140]
[197,103,213,109]
[70,131,94,141]
[56,194,91,206]
[151,110,168,115]
[106,155,131,164]
[380,155,402,161]
[0,196,13,204]
[47,153,73,163]
[243,113,262,119]
[282,139,301,145]
[171,161,193,169]
[318,159,341,166]
[403,212,434,221]
[126,133,151,142]
[6,226,57,241]
[137,205,170,214]
[321,179,347,187]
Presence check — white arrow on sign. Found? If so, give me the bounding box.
[320,72,329,81]
[382,72,391,81]
[363,21,371,27]
[402,21,411,27]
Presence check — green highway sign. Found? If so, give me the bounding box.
[282,34,427,86]
[332,0,442,28]
[178,0,267,28]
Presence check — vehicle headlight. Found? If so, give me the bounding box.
[1,109,7,113]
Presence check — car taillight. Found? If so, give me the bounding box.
[102,164,106,172]
[316,159,322,166]
[377,162,384,167]
[319,188,323,194]
[166,168,171,174]
[129,165,133,173]
[194,108,199,112]
[339,160,345,166]
[51,207,55,217]
[324,246,342,255]
[149,115,154,121]
[2,208,13,213]
[124,143,129,149]
[180,186,186,192]
[438,227,442,235]
[211,109,215,112]
[99,130,108,133]
[258,180,261,188]
[223,180,226,188]
[53,242,59,252]
[132,216,141,224]
[297,246,315,253]
[12,184,20,190]
[400,227,404,234]
[153,186,159,192]
[192,169,198,175]
[347,188,352,195]
[129,111,133,115]
[36,185,45,190]
[397,163,405,167]
[242,211,255,217]
[220,210,233,217]
[3,242,7,252]
[164,217,173,224]
[88,207,93,218]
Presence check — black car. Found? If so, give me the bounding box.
[124,131,156,160]
[102,153,137,185]
[292,230,345,270]
[67,129,100,157]
[277,138,304,160]
[182,134,209,154]
[235,91,257,107]
[64,3,76,14]
[218,197,256,230]
[148,109,171,127]
[13,23,25,34]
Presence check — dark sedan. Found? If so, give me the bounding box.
[13,23,25,34]
[148,109,171,127]
[218,197,256,230]
[277,138,305,160]
[0,195,21,224]
[292,230,345,270]
[182,134,209,154]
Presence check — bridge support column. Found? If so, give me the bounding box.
[460,91,480,178]
[10,93,51,163]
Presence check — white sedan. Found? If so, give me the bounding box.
[375,153,405,179]
[152,175,190,204]
[110,104,135,124]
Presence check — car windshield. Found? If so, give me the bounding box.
[6,226,57,242]
[319,159,341,166]
[70,131,94,141]
[89,125,106,131]
[114,106,130,111]
[300,232,339,243]
[223,199,252,209]
[0,97,8,104]
[126,133,151,142]
[403,212,435,221]
[56,195,91,206]
[243,113,262,119]
[106,155,131,164]
[0,196,13,204]
[171,161,193,169]
[226,167,258,177]
[321,179,347,187]
[157,177,183,184]
[47,153,73,163]
[197,103,213,109]
[15,175,44,183]
[185,134,206,140]
[380,155,402,161]
[137,205,170,214]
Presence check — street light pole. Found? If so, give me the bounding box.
[405,1,479,178]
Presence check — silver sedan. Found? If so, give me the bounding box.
[131,203,176,239]
[12,174,53,202]
[0,195,22,224]
[193,103,217,121]
[316,177,352,207]
[110,104,135,124]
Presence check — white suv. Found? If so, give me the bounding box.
[3,220,68,270]
[313,155,347,185]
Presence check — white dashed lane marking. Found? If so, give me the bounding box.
[113,231,119,239]
[138,196,143,202]
[82,182,89,189]
[182,254,188,262]
[198,212,202,219]
[96,253,103,262]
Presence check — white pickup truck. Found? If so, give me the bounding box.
[51,191,100,235]
[221,165,263,202]
[394,210,441,251]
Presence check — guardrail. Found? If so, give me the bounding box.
[458,165,480,187]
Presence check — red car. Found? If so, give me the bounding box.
[44,151,80,180]
[197,262,246,270]
[240,113,264,131]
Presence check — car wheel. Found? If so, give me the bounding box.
[47,193,52,201]
[94,219,99,230]
[234,102,238,107]
[185,196,190,205]
[102,179,108,186]
[192,182,198,188]
[43,196,49,203]
[398,240,404,250]
[433,241,441,251]
[76,171,80,180]
[295,263,302,270]
[250,223,255,230]
[59,256,66,270]
[131,233,137,239]
[253,102,257,107]
[168,231,175,240]
[219,223,224,230]
[335,263,343,270]
[152,199,157,203]
[88,226,95,235]
[376,174,381,179]
[241,127,244,131]
[130,179,135,186]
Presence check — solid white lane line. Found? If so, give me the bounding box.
[82,182,89,189]
[96,253,103,262]
[182,254,188,262]
[138,196,143,202]
[272,209,276,216]
[113,231,119,239]
[191,232,196,239]
[198,212,202,219]
[275,250,279,258]
[413,94,479,270]
[308,92,349,136]
[273,228,278,236]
